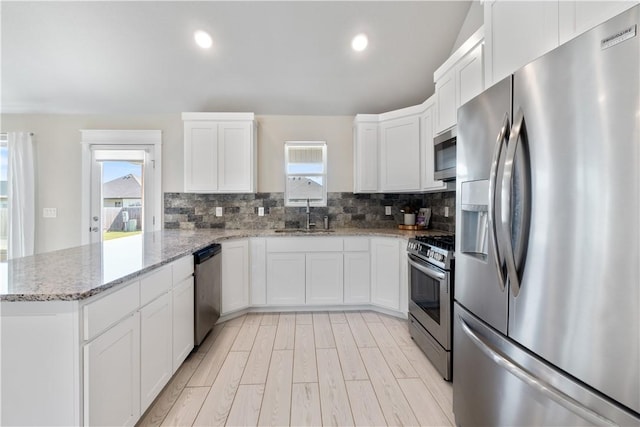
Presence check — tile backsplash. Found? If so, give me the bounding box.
[164,191,455,232]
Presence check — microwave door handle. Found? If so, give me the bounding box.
[489,113,509,291]
[408,256,446,281]
[502,108,531,297]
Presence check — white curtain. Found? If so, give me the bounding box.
[7,132,35,259]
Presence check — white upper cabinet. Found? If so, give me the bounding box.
[379,114,421,192]
[559,1,638,44]
[434,26,485,135]
[353,117,379,193]
[485,1,559,86]
[435,69,457,134]
[485,1,638,87]
[183,113,257,193]
[420,99,447,192]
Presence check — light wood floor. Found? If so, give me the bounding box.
[137,311,454,427]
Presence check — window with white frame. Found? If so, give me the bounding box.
[284,141,327,207]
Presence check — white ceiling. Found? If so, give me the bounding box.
[1,1,471,116]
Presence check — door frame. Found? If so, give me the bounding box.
[80,130,162,245]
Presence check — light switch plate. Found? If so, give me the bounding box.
[385,206,392,216]
[215,207,223,217]
[444,206,449,217]
[43,208,57,218]
[258,207,265,216]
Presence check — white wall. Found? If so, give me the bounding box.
[450,0,484,54]
[1,113,353,253]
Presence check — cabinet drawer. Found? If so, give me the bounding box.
[344,237,369,252]
[172,256,194,285]
[83,281,140,341]
[267,237,343,253]
[140,266,172,307]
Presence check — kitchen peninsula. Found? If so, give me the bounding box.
[1,227,447,426]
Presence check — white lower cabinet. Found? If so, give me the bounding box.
[306,252,344,305]
[221,240,250,314]
[250,238,267,305]
[371,238,401,311]
[140,293,172,412]
[171,276,194,372]
[84,312,141,427]
[266,253,306,305]
[343,252,371,303]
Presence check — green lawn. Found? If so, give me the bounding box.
[103,231,142,241]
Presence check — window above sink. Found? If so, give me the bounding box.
[284,141,327,207]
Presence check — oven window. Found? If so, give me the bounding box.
[410,264,441,324]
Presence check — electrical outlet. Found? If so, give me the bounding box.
[216,207,223,217]
[385,206,392,216]
[258,207,265,216]
[43,208,57,218]
[444,206,449,217]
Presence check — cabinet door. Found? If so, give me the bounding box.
[559,1,638,44]
[485,0,559,85]
[250,238,267,305]
[306,253,344,305]
[84,313,140,427]
[140,293,172,412]
[344,252,370,304]
[184,121,218,192]
[435,70,457,134]
[354,122,379,192]
[266,253,306,305]
[370,238,401,311]
[420,105,447,192]
[172,277,194,372]
[221,240,250,314]
[379,116,421,192]
[457,42,484,107]
[218,122,254,192]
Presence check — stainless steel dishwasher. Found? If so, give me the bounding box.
[193,244,221,346]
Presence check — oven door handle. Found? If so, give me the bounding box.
[408,255,446,281]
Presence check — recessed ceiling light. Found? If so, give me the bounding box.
[351,34,368,52]
[194,30,212,49]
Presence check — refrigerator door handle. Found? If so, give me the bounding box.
[488,113,510,291]
[459,316,617,427]
[502,108,531,297]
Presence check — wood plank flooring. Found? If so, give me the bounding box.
[138,311,453,427]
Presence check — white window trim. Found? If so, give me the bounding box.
[284,141,327,207]
[80,130,162,245]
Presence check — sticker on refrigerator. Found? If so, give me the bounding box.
[601,25,636,50]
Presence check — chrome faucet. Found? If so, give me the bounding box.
[306,198,315,230]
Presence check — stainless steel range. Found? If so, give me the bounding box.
[407,235,454,381]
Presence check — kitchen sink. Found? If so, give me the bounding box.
[274,229,335,233]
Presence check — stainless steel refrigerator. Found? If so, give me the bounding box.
[454,6,640,425]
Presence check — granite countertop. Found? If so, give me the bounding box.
[0,227,450,302]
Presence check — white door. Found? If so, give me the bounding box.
[266,253,306,305]
[218,122,253,192]
[81,130,162,245]
[172,277,194,372]
[89,148,153,244]
[379,116,421,192]
[305,252,343,305]
[370,238,401,310]
[344,252,371,304]
[221,240,250,314]
[84,313,140,427]
[139,293,172,412]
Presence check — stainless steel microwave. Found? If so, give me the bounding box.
[434,127,456,181]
